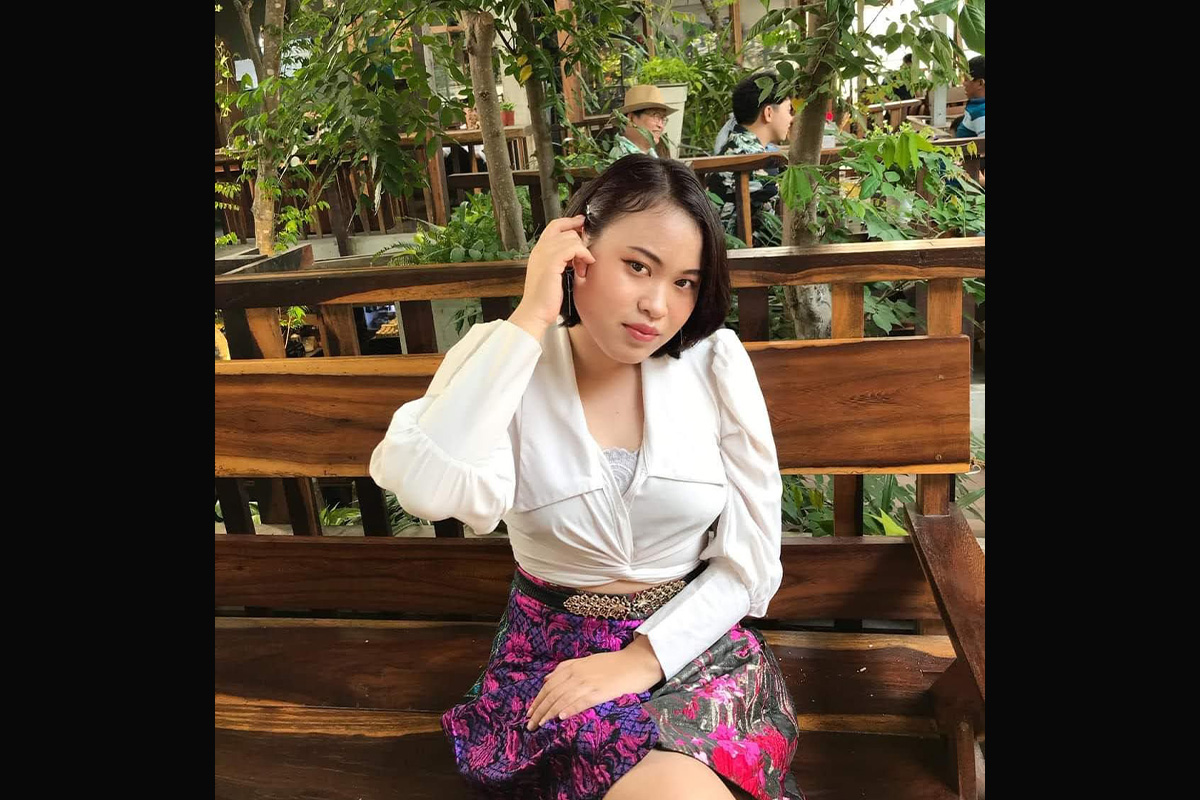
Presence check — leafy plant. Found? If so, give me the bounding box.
[636,56,697,85]
[381,191,530,266]
[215,181,242,247]
[775,125,985,244]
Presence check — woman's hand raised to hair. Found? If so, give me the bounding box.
[508,215,596,340]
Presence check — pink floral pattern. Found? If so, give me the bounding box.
[441,569,804,799]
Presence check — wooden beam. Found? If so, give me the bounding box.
[214,239,985,309]
[554,1,584,123]
[730,0,743,65]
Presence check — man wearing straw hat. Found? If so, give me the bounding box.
[608,84,677,160]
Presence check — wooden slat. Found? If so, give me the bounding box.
[313,304,361,356]
[398,299,437,354]
[214,535,940,619]
[354,477,391,537]
[902,506,984,704]
[216,250,264,276]
[214,337,969,477]
[735,287,769,341]
[479,296,513,322]
[433,519,465,538]
[216,619,953,727]
[214,239,985,309]
[222,307,284,360]
[216,479,255,534]
[215,717,957,800]
[220,243,315,278]
[283,478,323,535]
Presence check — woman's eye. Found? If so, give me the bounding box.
[677,279,696,289]
[627,260,648,274]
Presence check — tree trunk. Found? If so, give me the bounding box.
[232,0,264,83]
[251,0,287,256]
[515,5,563,222]
[464,11,527,252]
[698,0,723,30]
[781,10,833,340]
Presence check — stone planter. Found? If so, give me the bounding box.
[654,83,688,159]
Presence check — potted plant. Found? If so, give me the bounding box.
[500,101,515,127]
[635,57,693,158]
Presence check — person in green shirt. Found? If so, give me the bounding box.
[608,84,676,160]
[707,71,794,247]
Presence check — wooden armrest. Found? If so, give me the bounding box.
[903,503,984,704]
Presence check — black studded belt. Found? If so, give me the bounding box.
[513,562,708,620]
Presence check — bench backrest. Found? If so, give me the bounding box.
[215,239,983,630]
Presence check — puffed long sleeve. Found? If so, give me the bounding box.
[368,318,545,534]
[635,329,784,679]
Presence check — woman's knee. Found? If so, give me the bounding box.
[602,749,737,800]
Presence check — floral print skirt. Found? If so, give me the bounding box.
[441,566,805,800]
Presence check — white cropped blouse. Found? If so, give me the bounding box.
[368,315,784,679]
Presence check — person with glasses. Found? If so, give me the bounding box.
[609,85,677,160]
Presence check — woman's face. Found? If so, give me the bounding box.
[574,204,703,364]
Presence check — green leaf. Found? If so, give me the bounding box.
[468,248,482,260]
[920,0,960,16]
[958,0,985,54]
[956,486,986,508]
[867,512,909,536]
[884,170,900,182]
[449,246,466,261]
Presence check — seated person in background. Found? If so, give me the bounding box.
[893,53,915,100]
[955,55,985,138]
[707,71,794,247]
[608,85,675,160]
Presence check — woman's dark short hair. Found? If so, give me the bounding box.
[558,154,731,360]
[732,70,788,125]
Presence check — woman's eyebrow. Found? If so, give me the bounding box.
[629,245,701,277]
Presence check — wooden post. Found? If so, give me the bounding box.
[730,1,743,65]
[831,281,865,633]
[736,289,769,341]
[642,12,655,58]
[736,172,753,247]
[915,277,962,518]
[555,0,584,123]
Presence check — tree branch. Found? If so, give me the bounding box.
[232,0,265,81]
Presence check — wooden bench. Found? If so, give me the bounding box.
[215,239,985,798]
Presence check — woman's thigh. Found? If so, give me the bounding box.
[602,749,747,800]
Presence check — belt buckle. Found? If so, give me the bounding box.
[562,578,688,620]
[563,592,632,619]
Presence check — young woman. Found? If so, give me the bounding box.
[370,155,804,800]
